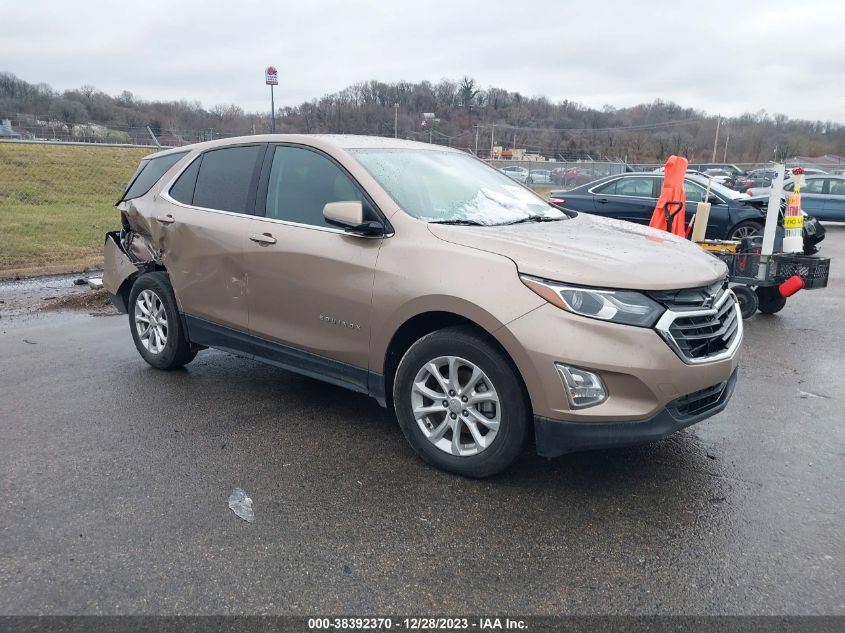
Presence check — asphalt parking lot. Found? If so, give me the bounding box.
[1,228,843,616]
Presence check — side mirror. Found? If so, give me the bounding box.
[323,201,384,237]
[323,201,363,227]
[706,195,721,205]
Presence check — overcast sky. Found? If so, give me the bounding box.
[3,0,844,122]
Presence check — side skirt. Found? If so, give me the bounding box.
[184,315,386,403]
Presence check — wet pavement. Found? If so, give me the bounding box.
[0,271,107,319]
[0,229,843,615]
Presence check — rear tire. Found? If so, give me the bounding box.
[392,326,529,478]
[756,286,787,315]
[128,272,197,370]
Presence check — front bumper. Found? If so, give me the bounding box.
[535,368,738,457]
[498,302,741,422]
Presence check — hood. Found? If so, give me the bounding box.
[428,213,727,291]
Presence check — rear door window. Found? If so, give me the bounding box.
[828,179,845,195]
[594,180,618,195]
[192,145,264,213]
[615,177,656,197]
[120,151,187,202]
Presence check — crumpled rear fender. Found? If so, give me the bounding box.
[103,199,165,312]
[102,231,156,313]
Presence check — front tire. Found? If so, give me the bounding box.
[128,272,197,370]
[732,285,758,319]
[392,326,529,478]
[756,286,787,315]
[728,220,763,241]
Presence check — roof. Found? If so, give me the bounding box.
[147,134,459,159]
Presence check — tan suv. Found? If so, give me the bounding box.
[104,135,741,477]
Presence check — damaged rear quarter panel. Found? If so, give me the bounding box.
[107,151,249,329]
[103,198,162,295]
[102,231,141,297]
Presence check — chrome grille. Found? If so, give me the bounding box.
[653,285,742,364]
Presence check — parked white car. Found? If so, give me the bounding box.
[499,165,529,182]
[527,169,552,184]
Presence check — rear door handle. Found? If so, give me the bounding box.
[249,232,277,245]
[597,198,609,204]
[155,214,175,224]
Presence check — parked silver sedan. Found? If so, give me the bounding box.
[527,169,551,184]
[748,174,845,221]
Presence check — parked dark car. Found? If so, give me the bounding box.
[733,168,774,193]
[688,163,745,178]
[549,172,825,253]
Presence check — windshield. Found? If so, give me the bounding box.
[350,148,566,225]
[687,173,745,200]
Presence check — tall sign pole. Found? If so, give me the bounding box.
[265,66,278,133]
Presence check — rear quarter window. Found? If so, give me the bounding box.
[169,155,201,204]
[594,180,617,195]
[120,151,188,202]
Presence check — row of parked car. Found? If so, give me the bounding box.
[499,165,603,186]
[677,162,845,196]
[502,160,845,196]
[544,171,831,253]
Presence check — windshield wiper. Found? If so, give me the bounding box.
[504,215,566,225]
[428,219,485,226]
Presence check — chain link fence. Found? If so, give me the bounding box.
[0,141,149,275]
[486,159,628,190]
[2,137,841,276]
[1,113,239,147]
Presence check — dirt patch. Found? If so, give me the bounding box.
[0,257,104,280]
[43,288,119,316]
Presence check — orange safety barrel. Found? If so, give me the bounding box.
[649,155,688,237]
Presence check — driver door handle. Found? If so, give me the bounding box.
[249,232,277,245]
[597,198,609,204]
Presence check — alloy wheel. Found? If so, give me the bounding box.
[134,289,168,354]
[410,356,501,457]
[731,225,761,240]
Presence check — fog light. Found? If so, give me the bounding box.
[556,364,607,409]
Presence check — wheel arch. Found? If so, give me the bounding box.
[725,207,766,239]
[113,262,169,314]
[380,309,532,416]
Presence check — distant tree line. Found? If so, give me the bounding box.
[2,71,843,163]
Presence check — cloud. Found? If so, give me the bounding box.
[2,0,844,122]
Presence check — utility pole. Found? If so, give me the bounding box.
[474,125,479,156]
[723,128,730,162]
[711,116,721,162]
[393,103,399,138]
[490,123,495,159]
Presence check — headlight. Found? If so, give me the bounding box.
[520,275,664,327]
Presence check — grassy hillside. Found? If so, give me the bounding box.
[0,143,150,276]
